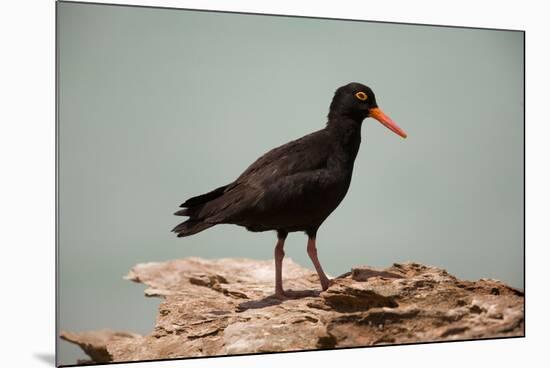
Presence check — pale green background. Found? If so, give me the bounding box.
[57,2,524,365]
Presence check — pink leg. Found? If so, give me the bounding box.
[307,237,331,291]
[274,233,319,299]
[274,237,286,297]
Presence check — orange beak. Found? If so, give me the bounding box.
[369,107,407,139]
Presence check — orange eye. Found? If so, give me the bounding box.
[355,92,368,101]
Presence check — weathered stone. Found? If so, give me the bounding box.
[61,258,524,364]
[351,266,404,281]
[59,329,142,363]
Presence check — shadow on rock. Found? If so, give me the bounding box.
[237,289,321,311]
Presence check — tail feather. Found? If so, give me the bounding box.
[173,184,230,237]
[180,185,228,207]
[172,220,214,237]
[174,208,189,216]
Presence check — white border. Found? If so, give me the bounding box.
[62,0,527,30]
[2,1,548,367]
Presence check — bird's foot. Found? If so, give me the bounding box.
[274,289,319,300]
[320,277,333,291]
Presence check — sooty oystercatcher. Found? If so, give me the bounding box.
[173,82,407,298]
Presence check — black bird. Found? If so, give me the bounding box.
[173,82,407,298]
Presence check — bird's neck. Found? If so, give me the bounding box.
[328,108,366,123]
[326,116,363,140]
[325,117,363,167]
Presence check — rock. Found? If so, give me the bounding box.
[59,329,142,363]
[61,257,524,364]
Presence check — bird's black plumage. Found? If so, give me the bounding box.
[173,83,377,237]
[172,82,407,296]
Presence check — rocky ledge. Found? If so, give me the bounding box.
[60,257,524,364]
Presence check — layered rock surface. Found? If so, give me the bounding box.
[60,257,524,364]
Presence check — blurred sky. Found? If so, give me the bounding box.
[57,2,523,364]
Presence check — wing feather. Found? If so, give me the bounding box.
[198,129,334,225]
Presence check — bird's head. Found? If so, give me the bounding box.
[328,82,407,138]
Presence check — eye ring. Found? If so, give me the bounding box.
[355,92,368,101]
